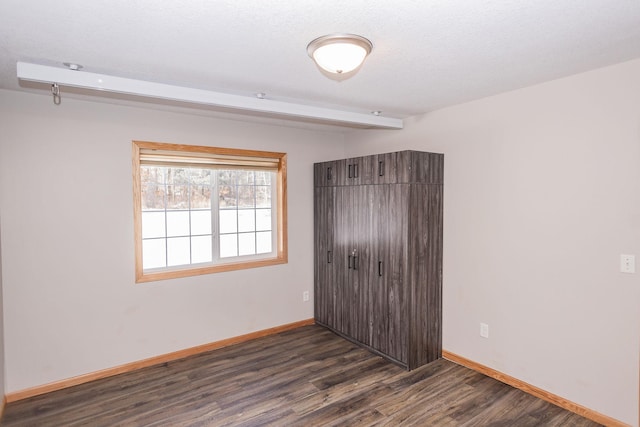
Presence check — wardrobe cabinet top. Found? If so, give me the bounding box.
[314,150,443,187]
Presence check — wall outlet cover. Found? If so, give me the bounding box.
[620,254,636,274]
[480,323,489,338]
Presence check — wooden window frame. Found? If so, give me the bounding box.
[132,140,288,283]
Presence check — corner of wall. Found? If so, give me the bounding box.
[0,213,6,417]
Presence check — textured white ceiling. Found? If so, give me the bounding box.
[1,0,640,120]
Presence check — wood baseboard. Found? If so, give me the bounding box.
[6,318,315,403]
[442,350,629,427]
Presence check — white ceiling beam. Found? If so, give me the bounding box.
[16,62,403,129]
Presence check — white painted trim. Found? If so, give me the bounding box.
[16,62,403,129]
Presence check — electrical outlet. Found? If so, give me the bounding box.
[303,291,310,302]
[480,323,489,338]
[620,254,636,274]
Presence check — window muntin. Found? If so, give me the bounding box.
[133,141,287,282]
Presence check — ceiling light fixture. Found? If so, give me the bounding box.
[307,34,373,74]
[16,62,403,129]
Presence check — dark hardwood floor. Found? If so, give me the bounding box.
[2,325,601,426]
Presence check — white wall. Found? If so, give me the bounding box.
[0,90,345,393]
[344,59,640,426]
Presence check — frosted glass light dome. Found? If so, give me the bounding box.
[307,34,373,74]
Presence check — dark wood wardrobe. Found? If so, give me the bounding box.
[313,150,443,370]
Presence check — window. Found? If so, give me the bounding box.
[132,141,287,282]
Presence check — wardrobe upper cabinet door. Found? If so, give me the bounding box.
[314,160,347,187]
[338,156,373,186]
[404,152,444,184]
[351,155,376,185]
[314,162,329,187]
[373,152,399,184]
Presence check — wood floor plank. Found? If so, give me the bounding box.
[375,364,477,418]
[1,325,603,426]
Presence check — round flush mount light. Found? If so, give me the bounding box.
[307,34,373,74]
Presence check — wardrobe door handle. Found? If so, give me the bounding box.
[354,163,359,178]
[348,164,353,178]
[348,255,352,269]
[327,250,332,264]
[378,161,385,177]
[327,166,333,181]
[378,261,383,276]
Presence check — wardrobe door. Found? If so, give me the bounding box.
[332,186,353,335]
[407,183,443,368]
[349,185,373,345]
[314,186,335,327]
[370,184,409,364]
[334,185,370,342]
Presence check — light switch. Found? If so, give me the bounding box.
[620,254,636,274]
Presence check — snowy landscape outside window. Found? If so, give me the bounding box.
[133,141,287,282]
